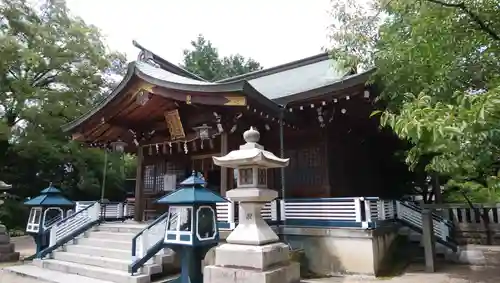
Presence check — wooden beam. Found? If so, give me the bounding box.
[152,86,247,106]
[134,146,144,222]
[220,132,229,196]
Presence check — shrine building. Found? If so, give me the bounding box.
[64,41,403,222]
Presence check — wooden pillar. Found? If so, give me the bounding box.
[422,207,436,272]
[134,146,144,222]
[220,132,229,196]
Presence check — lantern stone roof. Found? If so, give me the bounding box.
[213,127,289,168]
[156,172,227,205]
[0,181,12,191]
[24,185,74,207]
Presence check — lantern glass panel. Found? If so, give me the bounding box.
[167,207,179,231]
[179,207,192,231]
[28,207,42,224]
[197,206,215,240]
[167,206,192,231]
[33,208,41,224]
[43,208,63,228]
[239,168,253,185]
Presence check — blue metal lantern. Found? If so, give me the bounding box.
[24,184,74,254]
[156,171,226,283]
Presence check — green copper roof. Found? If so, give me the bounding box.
[24,185,73,207]
[156,172,227,205]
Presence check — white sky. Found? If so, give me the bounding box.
[65,0,333,68]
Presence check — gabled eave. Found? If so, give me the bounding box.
[63,61,297,134]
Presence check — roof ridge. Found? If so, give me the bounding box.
[132,40,208,82]
[216,52,331,83]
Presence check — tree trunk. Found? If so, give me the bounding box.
[432,172,442,203]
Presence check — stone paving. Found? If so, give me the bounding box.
[304,246,500,283]
[1,237,500,283]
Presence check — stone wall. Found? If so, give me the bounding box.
[204,226,399,277]
[454,223,500,245]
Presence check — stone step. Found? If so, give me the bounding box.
[1,264,114,283]
[89,231,137,242]
[52,251,131,272]
[97,224,146,234]
[76,237,130,250]
[33,259,150,283]
[65,244,130,260]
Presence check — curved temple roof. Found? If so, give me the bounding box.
[63,42,375,136]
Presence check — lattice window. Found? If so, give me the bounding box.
[143,161,185,193]
[285,144,325,189]
[144,165,155,191]
[239,168,253,185]
[155,161,166,192]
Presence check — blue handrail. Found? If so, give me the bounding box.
[129,211,170,274]
[36,201,100,259]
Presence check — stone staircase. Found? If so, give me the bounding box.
[3,222,177,283]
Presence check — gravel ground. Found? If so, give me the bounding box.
[10,236,35,259]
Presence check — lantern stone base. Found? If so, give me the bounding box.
[0,225,19,262]
[203,242,300,283]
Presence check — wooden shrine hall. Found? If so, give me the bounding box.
[64,41,404,221]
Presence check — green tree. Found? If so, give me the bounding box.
[0,0,129,229]
[329,0,500,201]
[181,35,263,81]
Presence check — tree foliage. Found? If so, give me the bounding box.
[329,0,500,201]
[0,0,130,228]
[181,35,263,81]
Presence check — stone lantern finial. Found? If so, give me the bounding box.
[243,126,260,143]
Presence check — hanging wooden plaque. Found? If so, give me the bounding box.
[164,109,186,140]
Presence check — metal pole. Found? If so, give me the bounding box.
[279,108,286,200]
[100,149,108,202]
[279,106,287,245]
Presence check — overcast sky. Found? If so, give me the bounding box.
[65,0,333,68]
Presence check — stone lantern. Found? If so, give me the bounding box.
[0,181,20,262]
[205,127,300,283]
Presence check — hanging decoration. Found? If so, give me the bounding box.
[213,112,224,133]
[192,124,212,150]
[129,89,372,154]
[164,109,186,140]
[317,107,325,128]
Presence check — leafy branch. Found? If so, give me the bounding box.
[425,0,500,41]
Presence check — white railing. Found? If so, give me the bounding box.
[48,202,101,248]
[216,197,372,228]
[101,202,124,220]
[282,198,358,221]
[75,201,94,212]
[396,201,450,241]
[130,212,170,273]
[75,201,135,220]
[373,199,396,221]
[124,202,135,218]
[216,202,236,229]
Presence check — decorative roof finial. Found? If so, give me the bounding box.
[243,127,260,143]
